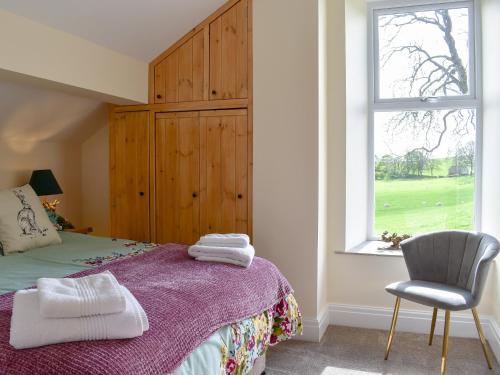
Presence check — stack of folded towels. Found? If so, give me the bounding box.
[188,233,255,268]
[9,271,149,349]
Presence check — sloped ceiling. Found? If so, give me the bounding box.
[0,0,226,62]
[0,0,226,150]
[0,72,107,146]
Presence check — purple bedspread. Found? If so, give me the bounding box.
[0,244,293,375]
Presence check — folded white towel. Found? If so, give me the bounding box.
[195,256,252,268]
[37,271,125,318]
[198,233,250,248]
[10,286,149,350]
[188,244,255,268]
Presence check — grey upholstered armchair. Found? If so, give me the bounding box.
[384,231,499,375]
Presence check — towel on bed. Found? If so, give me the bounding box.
[198,233,250,248]
[37,271,125,318]
[10,286,148,349]
[188,244,255,268]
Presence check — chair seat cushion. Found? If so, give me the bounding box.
[385,280,474,311]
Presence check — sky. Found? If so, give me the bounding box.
[374,5,475,160]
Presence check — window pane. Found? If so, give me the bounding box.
[374,109,476,235]
[377,6,471,99]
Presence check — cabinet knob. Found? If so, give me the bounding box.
[211,90,217,95]
[237,194,243,199]
[139,192,145,197]
[156,94,162,99]
[192,192,198,198]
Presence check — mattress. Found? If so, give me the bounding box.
[0,232,301,375]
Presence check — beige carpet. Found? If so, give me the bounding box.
[266,326,499,375]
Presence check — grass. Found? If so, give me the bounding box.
[375,175,475,236]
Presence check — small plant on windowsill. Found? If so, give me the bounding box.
[379,231,411,250]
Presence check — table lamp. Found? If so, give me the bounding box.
[29,169,73,229]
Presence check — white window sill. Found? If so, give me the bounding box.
[336,243,500,262]
[336,241,403,257]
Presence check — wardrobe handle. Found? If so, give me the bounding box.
[139,192,145,197]
[211,90,217,96]
[192,192,198,198]
[156,94,162,99]
[237,194,243,199]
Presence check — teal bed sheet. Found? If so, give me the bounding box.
[0,232,232,375]
[0,232,155,295]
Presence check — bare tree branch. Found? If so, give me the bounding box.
[380,9,468,97]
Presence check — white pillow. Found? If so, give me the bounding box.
[0,185,62,255]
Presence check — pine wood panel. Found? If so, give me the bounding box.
[155,112,200,244]
[209,17,222,100]
[193,28,209,101]
[153,29,208,105]
[114,0,253,242]
[110,111,150,241]
[247,0,253,239]
[210,0,248,100]
[165,50,179,103]
[235,0,249,99]
[148,110,157,241]
[153,59,166,104]
[149,0,241,67]
[178,38,193,102]
[200,109,248,235]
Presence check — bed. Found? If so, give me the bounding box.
[0,232,302,375]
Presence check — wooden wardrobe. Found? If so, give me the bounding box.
[110,0,252,244]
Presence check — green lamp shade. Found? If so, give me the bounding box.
[29,169,63,196]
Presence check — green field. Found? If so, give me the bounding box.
[375,176,475,235]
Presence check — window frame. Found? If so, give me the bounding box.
[367,0,483,240]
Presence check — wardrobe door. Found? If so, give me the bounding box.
[180,29,209,102]
[209,0,248,100]
[200,109,248,235]
[153,28,209,104]
[154,50,178,104]
[155,112,200,244]
[110,111,150,241]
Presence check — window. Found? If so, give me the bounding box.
[369,0,481,238]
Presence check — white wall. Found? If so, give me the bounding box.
[0,9,148,104]
[0,139,82,226]
[254,0,498,326]
[318,0,329,320]
[481,0,500,324]
[82,122,110,237]
[326,0,498,320]
[253,0,320,320]
[0,76,109,227]
[0,74,111,237]
[345,0,369,249]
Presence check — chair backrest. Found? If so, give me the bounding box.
[400,231,499,305]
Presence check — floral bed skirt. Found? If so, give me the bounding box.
[221,294,302,375]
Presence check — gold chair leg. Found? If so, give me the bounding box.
[471,308,493,370]
[384,297,401,360]
[441,310,451,375]
[429,307,438,346]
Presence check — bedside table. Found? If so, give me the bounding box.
[64,227,93,235]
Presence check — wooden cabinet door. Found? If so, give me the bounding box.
[200,109,248,235]
[155,112,200,244]
[209,0,248,100]
[154,28,209,104]
[110,111,150,241]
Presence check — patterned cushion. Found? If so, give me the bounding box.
[0,185,61,255]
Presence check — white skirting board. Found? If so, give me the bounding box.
[297,303,500,364]
[294,306,330,343]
